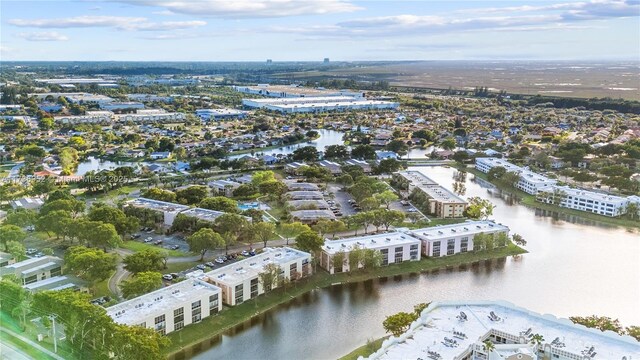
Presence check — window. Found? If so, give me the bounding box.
[409,244,418,260]
[209,294,219,313]
[380,248,389,266]
[394,246,403,263]
[154,315,166,335]
[432,241,441,257]
[289,263,297,274]
[174,307,184,332]
[235,284,244,304]
[461,237,469,253]
[50,267,62,276]
[191,301,201,323]
[447,239,455,255]
[24,275,37,285]
[250,278,259,298]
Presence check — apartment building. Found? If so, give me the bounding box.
[320,232,421,274]
[100,102,145,111]
[367,301,640,360]
[179,207,252,225]
[291,210,336,223]
[116,109,186,123]
[0,256,63,285]
[54,110,114,124]
[195,108,248,121]
[208,179,242,197]
[242,96,358,108]
[475,157,557,195]
[23,275,87,293]
[127,94,174,103]
[203,247,311,306]
[393,171,468,218]
[408,221,509,257]
[107,278,222,335]
[124,198,190,226]
[0,252,16,267]
[285,191,324,200]
[235,85,364,99]
[318,160,342,174]
[345,158,372,173]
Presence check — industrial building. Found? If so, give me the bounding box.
[195,108,248,121]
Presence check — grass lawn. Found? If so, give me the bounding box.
[339,336,389,360]
[455,164,640,230]
[121,241,191,257]
[165,261,200,273]
[93,270,116,298]
[163,243,526,356]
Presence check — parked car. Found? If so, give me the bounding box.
[130,234,141,240]
[170,273,178,279]
[249,251,256,256]
[144,237,153,243]
[215,257,225,264]
[196,264,206,270]
[154,240,163,245]
[34,252,44,258]
[241,250,250,256]
[169,245,180,250]
[26,248,38,255]
[205,262,216,268]
[162,274,173,281]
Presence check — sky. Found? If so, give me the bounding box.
[0,0,639,61]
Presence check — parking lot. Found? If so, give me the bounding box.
[162,250,258,283]
[130,229,189,253]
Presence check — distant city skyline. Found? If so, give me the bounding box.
[1,0,639,61]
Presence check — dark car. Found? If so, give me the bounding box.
[154,240,163,245]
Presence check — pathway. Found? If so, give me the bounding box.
[0,327,64,360]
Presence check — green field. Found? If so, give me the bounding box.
[339,336,389,360]
[121,241,191,257]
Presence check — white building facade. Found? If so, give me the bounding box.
[408,220,510,257]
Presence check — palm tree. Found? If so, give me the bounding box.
[530,333,545,346]
[483,340,495,353]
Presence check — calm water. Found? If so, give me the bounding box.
[75,156,138,175]
[179,165,639,360]
[228,129,345,159]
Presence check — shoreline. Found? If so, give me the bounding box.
[163,243,526,357]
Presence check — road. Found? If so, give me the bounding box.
[0,327,64,360]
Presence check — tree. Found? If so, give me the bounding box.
[440,138,456,150]
[4,209,37,227]
[512,233,527,246]
[6,241,25,260]
[36,210,72,238]
[379,209,405,231]
[386,139,408,156]
[464,197,495,220]
[336,174,354,188]
[501,171,521,188]
[375,158,403,174]
[40,198,85,218]
[199,197,239,213]
[292,146,319,162]
[295,230,324,253]
[0,225,26,251]
[258,263,281,292]
[121,272,163,299]
[324,145,349,159]
[31,177,57,195]
[625,202,639,220]
[362,248,383,269]
[233,183,259,198]
[252,222,276,248]
[331,251,346,272]
[251,170,276,186]
[313,219,333,237]
[64,246,117,283]
[123,249,167,274]
[452,150,469,163]
[473,232,487,252]
[529,333,545,346]
[90,222,122,250]
[109,323,169,360]
[383,312,415,337]
[258,180,287,199]
[483,340,496,353]
[187,228,225,261]
[279,222,311,245]
[626,326,640,341]
[326,220,347,238]
[142,188,177,202]
[569,315,625,333]
[351,144,376,160]
[487,166,507,181]
[88,205,139,238]
[176,185,209,205]
[375,190,399,209]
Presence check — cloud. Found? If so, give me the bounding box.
[113,0,362,18]
[273,0,638,38]
[17,31,69,41]
[8,16,206,31]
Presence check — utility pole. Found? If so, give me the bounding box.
[49,315,57,353]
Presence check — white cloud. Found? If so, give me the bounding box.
[17,31,69,41]
[114,0,362,18]
[8,16,206,31]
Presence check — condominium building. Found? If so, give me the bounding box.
[0,252,16,267]
[100,102,145,111]
[234,85,364,99]
[54,110,114,124]
[179,207,251,224]
[475,157,557,195]
[291,209,336,223]
[124,198,190,226]
[366,301,640,360]
[63,93,115,105]
[318,160,342,174]
[127,94,174,103]
[262,100,399,114]
[203,247,311,306]
[116,109,186,123]
[476,158,639,217]
[345,158,372,173]
[320,232,421,274]
[0,256,63,285]
[107,278,222,335]
[23,275,87,293]
[408,220,509,257]
[285,191,324,200]
[393,171,468,218]
[242,96,360,108]
[208,179,242,197]
[287,199,331,210]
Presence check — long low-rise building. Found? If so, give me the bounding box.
[291,209,336,223]
[320,232,421,274]
[124,198,190,226]
[408,220,509,257]
[393,171,468,218]
[234,85,363,99]
[262,100,399,114]
[242,96,358,108]
[287,199,331,210]
[285,190,324,200]
[476,158,640,217]
[23,275,87,293]
[203,247,311,306]
[0,256,63,285]
[366,300,640,360]
[116,109,185,123]
[54,110,114,124]
[196,108,248,121]
[100,102,145,111]
[107,277,222,335]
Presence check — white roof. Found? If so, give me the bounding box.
[266,100,397,110]
[2,256,62,273]
[544,185,630,204]
[245,96,357,105]
[322,232,421,255]
[204,247,310,286]
[180,207,226,222]
[107,279,221,325]
[396,171,468,203]
[126,198,190,213]
[368,301,640,360]
[409,221,509,242]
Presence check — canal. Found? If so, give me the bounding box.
[181,167,640,360]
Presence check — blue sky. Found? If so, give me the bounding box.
[1,0,638,61]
